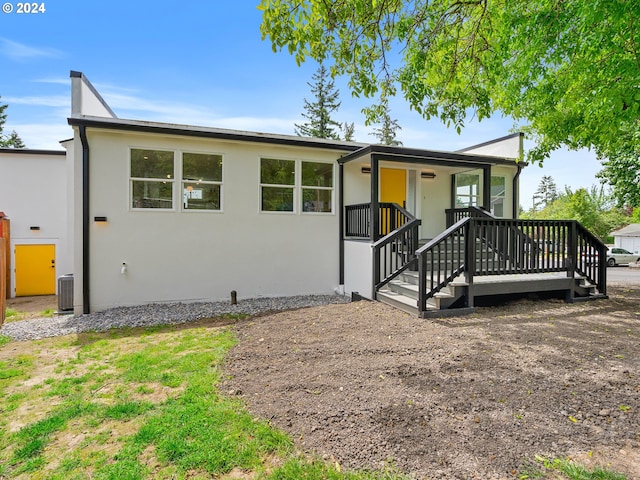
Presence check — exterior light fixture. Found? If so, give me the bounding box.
[361,166,372,174]
[421,171,436,179]
[94,216,108,222]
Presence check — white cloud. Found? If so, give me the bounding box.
[7,123,72,150]
[3,95,68,108]
[0,38,62,61]
[33,77,69,85]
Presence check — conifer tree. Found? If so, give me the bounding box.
[0,97,26,148]
[372,104,402,146]
[295,64,342,140]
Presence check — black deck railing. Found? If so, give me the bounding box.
[345,202,412,239]
[417,218,607,314]
[372,206,420,291]
[445,206,494,228]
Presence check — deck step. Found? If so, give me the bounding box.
[377,289,420,315]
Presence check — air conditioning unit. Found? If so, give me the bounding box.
[57,274,74,312]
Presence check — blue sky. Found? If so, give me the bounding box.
[0,1,603,208]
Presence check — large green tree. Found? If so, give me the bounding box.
[523,186,629,240]
[295,64,343,139]
[0,97,25,148]
[260,0,639,164]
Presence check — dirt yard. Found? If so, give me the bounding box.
[224,287,640,479]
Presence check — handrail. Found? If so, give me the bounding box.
[417,217,470,312]
[372,205,421,292]
[574,222,607,295]
[445,206,495,228]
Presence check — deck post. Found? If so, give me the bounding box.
[566,221,577,302]
[465,219,475,307]
[482,166,491,211]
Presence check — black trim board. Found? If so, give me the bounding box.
[0,148,65,156]
[456,132,523,153]
[339,144,518,167]
[68,116,363,153]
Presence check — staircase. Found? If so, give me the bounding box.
[377,270,465,315]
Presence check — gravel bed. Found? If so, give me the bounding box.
[0,294,350,341]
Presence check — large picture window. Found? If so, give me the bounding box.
[260,158,295,212]
[182,152,223,210]
[260,158,334,213]
[131,148,175,209]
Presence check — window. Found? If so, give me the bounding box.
[261,158,295,212]
[490,176,506,217]
[455,172,480,207]
[182,152,223,210]
[260,158,334,213]
[131,148,175,209]
[302,161,333,213]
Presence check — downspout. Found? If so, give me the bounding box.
[512,164,523,219]
[79,125,91,314]
[338,162,344,288]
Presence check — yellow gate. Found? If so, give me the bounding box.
[15,244,56,296]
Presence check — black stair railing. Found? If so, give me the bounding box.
[445,206,494,228]
[372,205,421,291]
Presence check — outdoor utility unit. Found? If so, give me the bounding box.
[57,274,74,311]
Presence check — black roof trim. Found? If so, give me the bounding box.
[456,132,523,153]
[338,144,517,166]
[67,116,364,153]
[0,148,65,156]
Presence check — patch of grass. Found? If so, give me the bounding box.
[531,456,627,480]
[0,334,11,346]
[1,321,413,480]
[267,457,410,479]
[4,308,24,321]
[40,308,55,317]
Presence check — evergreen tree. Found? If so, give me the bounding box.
[295,64,342,140]
[534,175,558,209]
[372,104,402,146]
[0,97,26,148]
[342,122,355,142]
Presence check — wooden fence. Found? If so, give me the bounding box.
[0,237,5,326]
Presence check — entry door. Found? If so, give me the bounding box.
[15,244,56,296]
[380,168,406,207]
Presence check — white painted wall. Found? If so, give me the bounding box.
[71,73,116,118]
[76,129,349,312]
[461,134,523,159]
[419,166,452,239]
[344,240,373,299]
[343,160,371,206]
[0,150,71,296]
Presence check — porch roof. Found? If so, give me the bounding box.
[337,144,519,168]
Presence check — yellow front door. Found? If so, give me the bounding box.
[15,244,56,296]
[380,168,407,207]
[380,168,407,234]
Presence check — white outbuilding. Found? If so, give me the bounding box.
[611,224,640,254]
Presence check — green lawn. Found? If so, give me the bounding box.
[0,318,408,479]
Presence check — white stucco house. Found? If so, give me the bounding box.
[0,148,72,298]
[66,72,608,316]
[611,224,640,254]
